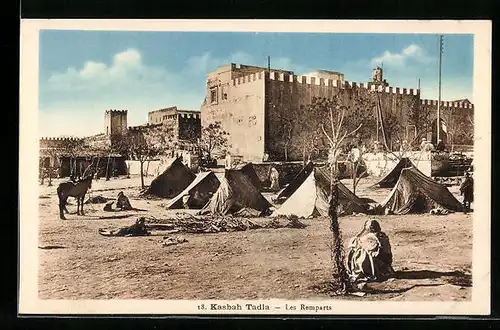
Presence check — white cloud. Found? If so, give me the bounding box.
[372,51,405,68]
[47,48,168,91]
[79,61,107,79]
[371,44,432,70]
[185,52,223,74]
[403,44,423,57]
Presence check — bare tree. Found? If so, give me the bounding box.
[312,95,363,294]
[293,103,325,164]
[455,112,474,146]
[41,146,61,186]
[274,114,294,161]
[117,129,162,190]
[59,138,84,179]
[144,124,179,176]
[408,99,432,149]
[199,121,230,161]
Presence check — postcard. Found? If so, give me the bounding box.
[19,19,491,316]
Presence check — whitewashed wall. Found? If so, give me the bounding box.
[362,151,433,177]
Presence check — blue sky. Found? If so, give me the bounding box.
[39,31,474,137]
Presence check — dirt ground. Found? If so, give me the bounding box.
[38,173,472,301]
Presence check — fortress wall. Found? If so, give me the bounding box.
[265,71,420,161]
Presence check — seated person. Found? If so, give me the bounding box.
[345,219,395,286]
[116,191,133,210]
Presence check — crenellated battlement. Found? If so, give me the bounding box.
[420,99,474,109]
[178,112,201,119]
[105,109,128,115]
[231,71,265,86]
[40,137,83,142]
[230,70,419,96]
[127,123,163,131]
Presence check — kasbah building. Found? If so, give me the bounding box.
[40,62,474,178]
[39,107,201,178]
[201,63,474,163]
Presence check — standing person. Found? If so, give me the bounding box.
[460,172,474,213]
[400,140,409,153]
[182,194,191,209]
[393,140,400,152]
[420,137,428,151]
[269,166,280,192]
[424,141,435,152]
[345,219,395,288]
[360,143,367,154]
[225,152,232,169]
[349,145,361,163]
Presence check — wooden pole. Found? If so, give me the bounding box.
[437,35,443,143]
[105,154,111,180]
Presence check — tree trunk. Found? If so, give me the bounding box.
[302,144,307,166]
[284,144,288,161]
[105,155,111,181]
[95,157,101,180]
[140,161,145,189]
[40,166,44,185]
[352,166,357,195]
[329,155,349,294]
[146,160,151,177]
[48,161,53,186]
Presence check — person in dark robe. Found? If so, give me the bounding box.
[436,139,446,152]
[345,219,395,288]
[116,191,133,210]
[98,217,150,237]
[460,172,474,213]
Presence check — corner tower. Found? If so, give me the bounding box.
[104,109,128,136]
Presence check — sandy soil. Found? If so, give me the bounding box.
[38,174,472,301]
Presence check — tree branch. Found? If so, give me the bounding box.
[338,123,363,147]
[321,124,334,147]
[329,107,336,140]
[336,108,345,140]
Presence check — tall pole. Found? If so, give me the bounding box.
[437,35,444,143]
[267,56,270,72]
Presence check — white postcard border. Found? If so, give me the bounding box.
[19,19,492,316]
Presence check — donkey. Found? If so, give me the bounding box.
[57,163,96,220]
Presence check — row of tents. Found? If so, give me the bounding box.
[143,157,463,218]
